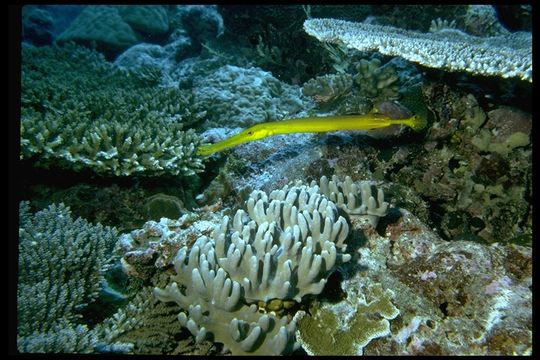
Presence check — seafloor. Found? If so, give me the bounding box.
[15,5,531,355]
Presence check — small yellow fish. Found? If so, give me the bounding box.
[197,112,427,156]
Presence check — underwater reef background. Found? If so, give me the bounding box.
[13,5,531,355]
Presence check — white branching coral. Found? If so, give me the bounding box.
[317,175,389,227]
[429,18,457,33]
[153,176,389,354]
[217,182,351,303]
[153,236,301,355]
[153,179,358,354]
[304,18,532,82]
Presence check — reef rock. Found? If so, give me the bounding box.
[296,207,531,355]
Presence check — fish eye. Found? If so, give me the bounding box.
[247,131,253,135]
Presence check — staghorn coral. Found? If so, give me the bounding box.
[17,201,118,353]
[21,43,205,177]
[18,320,102,354]
[303,18,532,82]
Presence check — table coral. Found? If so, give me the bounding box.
[304,18,532,82]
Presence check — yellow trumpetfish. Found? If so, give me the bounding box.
[197,112,427,156]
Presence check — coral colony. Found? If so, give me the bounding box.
[17,5,531,355]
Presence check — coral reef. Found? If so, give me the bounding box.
[428,18,456,33]
[429,6,510,37]
[92,287,194,354]
[353,58,400,101]
[470,107,531,156]
[304,18,532,82]
[363,209,532,355]
[55,5,169,58]
[296,207,531,355]
[22,5,54,45]
[21,43,204,177]
[114,42,189,86]
[218,5,349,84]
[461,5,509,36]
[117,213,220,279]
[17,201,206,354]
[153,178,369,354]
[196,129,318,205]
[217,181,351,302]
[143,193,186,221]
[302,73,353,105]
[193,65,310,129]
[170,5,224,52]
[17,202,118,352]
[404,86,532,245]
[116,5,169,36]
[297,283,400,355]
[154,235,302,355]
[15,5,532,356]
[301,55,413,116]
[317,175,389,227]
[113,5,226,87]
[217,5,474,83]
[294,81,530,247]
[28,183,148,232]
[358,5,467,32]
